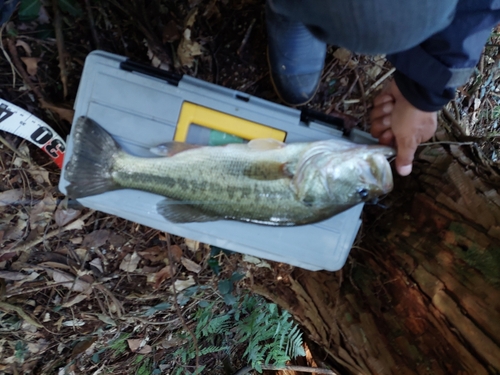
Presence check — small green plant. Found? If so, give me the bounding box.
[237,296,305,372]
[169,290,306,374]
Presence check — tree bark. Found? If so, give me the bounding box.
[250,143,500,375]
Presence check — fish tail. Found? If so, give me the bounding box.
[65,116,121,199]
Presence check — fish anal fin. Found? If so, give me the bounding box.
[243,161,293,180]
[150,142,201,156]
[247,138,286,151]
[157,199,220,223]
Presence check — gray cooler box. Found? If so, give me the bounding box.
[59,50,377,271]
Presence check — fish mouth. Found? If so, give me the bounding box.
[371,153,394,193]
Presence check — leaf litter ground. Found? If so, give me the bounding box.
[0,1,499,374]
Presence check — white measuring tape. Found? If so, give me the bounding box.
[0,98,66,168]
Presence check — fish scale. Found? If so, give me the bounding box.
[111,149,306,222]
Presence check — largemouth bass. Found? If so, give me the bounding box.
[65,117,395,226]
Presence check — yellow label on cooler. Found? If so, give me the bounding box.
[174,102,286,142]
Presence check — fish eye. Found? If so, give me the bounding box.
[358,188,370,200]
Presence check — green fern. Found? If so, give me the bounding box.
[235,299,305,372]
[168,294,305,374]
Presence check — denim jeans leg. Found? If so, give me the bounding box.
[268,0,458,54]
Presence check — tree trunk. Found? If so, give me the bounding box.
[250,143,500,375]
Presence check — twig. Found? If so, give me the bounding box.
[52,0,68,98]
[340,75,359,104]
[6,38,44,100]
[165,233,200,370]
[320,58,339,81]
[366,67,396,95]
[237,18,256,57]
[233,365,338,375]
[419,141,475,146]
[0,24,18,87]
[452,100,461,122]
[0,133,32,164]
[442,107,466,136]
[355,68,369,131]
[343,67,396,104]
[16,210,95,253]
[84,0,101,49]
[94,284,124,318]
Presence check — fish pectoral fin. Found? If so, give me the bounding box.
[243,162,293,180]
[247,138,286,151]
[157,199,220,223]
[150,142,201,156]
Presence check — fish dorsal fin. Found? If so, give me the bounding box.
[150,142,201,156]
[247,138,286,151]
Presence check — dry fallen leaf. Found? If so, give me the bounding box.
[29,194,57,232]
[97,314,116,326]
[333,48,351,64]
[138,345,152,354]
[62,319,85,327]
[89,258,103,273]
[154,265,177,288]
[4,218,27,240]
[366,65,382,81]
[162,336,188,349]
[71,337,96,359]
[39,261,73,272]
[16,40,32,56]
[170,275,196,292]
[0,189,23,207]
[127,339,151,354]
[69,237,83,244]
[108,233,127,248]
[40,101,75,123]
[27,340,49,355]
[170,244,184,261]
[0,301,43,328]
[184,238,199,253]
[28,168,51,185]
[185,8,198,27]
[82,229,111,248]
[181,257,202,273]
[177,29,202,68]
[119,252,140,272]
[54,199,81,227]
[139,246,167,263]
[21,57,41,76]
[65,219,85,231]
[51,270,92,294]
[0,271,28,281]
[61,293,88,308]
[242,254,271,269]
[162,20,181,43]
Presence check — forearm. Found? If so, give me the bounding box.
[388,0,500,111]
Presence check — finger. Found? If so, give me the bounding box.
[370,102,394,122]
[373,93,394,107]
[395,136,418,176]
[370,115,391,138]
[379,128,395,146]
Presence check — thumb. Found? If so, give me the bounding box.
[395,137,418,176]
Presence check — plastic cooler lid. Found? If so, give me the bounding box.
[59,50,372,271]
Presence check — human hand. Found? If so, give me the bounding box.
[370,80,437,176]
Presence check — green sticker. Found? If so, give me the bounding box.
[208,129,245,146]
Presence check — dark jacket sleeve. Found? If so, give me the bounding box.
[387,0,500,112]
